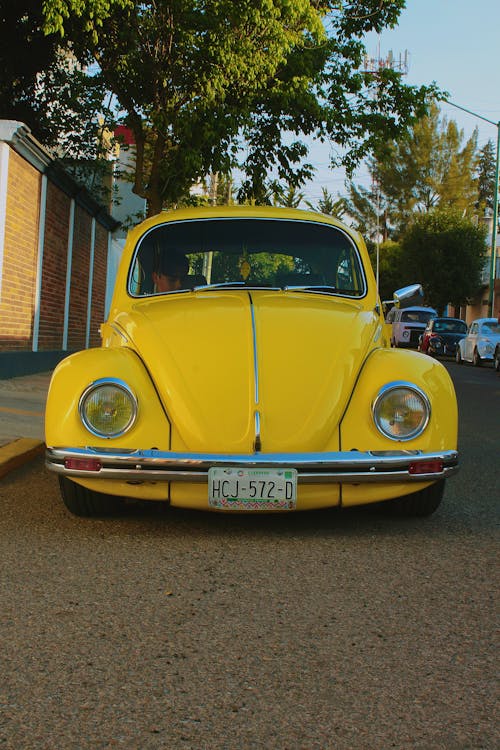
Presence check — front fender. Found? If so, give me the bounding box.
[340,348,458,453]
[45,348,171,450]
[339,348,458,505]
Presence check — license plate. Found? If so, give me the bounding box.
[208,467,297,510]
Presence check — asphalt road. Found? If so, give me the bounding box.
[0,362,498,750]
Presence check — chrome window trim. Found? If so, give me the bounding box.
[127,217,367,300]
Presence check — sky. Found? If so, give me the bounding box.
[299,0,500,205]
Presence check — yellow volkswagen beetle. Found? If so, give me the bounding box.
[45,206,458,517]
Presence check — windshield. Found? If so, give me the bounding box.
[128,218,366,298]
[433,319,467,334]
[481,322,500,335]
[400,310,434,324]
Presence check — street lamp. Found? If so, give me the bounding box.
[446,100,500,318]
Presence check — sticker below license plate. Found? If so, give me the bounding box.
[208,467,297,510]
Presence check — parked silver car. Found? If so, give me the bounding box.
[456,318,500,366]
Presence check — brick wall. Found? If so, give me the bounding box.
[0,150,40,350]
[37,181,71,350]
[67,206,92,351]
[0,123,119,376]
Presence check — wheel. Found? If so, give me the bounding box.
[472,348,482,367]
[386,480,445,517]
[455,347,463,364]
[494,346,500,372]
[58,476,124,517]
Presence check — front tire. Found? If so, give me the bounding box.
[455,347,463,364]
[58,476,124,517]
[472,348,482,367]
[386,480,445,517]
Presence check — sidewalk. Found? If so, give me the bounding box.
[0,371,52,478]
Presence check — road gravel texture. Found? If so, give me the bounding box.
[0,363,498,750]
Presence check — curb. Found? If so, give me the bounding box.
[0,439,45,479]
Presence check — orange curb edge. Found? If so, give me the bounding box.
[0,439,45,479]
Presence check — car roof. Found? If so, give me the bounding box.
[398,306,437,313]
[126,205,364,248]
[432,317,465,322]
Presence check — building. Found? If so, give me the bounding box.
[0,120,120,378]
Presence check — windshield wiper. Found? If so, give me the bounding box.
[193,282,280,291]
[193,281,246,290]
[283,285,339,293]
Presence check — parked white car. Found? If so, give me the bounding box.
[455,318,500,366]
[386,305,437,348]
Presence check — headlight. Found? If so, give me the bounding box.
[372,381,430,441]
[79,379,137,437]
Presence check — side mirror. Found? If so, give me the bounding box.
[393,284,424,309]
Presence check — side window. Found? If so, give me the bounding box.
[330,245,363,291]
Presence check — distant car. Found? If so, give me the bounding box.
[456,318,500,366]
[386,305,437,348]
[418,317,468,357]
[45,206,459,519]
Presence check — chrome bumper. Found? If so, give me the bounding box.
[46,447,459,484]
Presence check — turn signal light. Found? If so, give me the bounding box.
[408,460,443,475]
[64,458,102,472]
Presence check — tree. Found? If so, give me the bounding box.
[42,0,436,214]
[476,139,496,213]
[0,2,116,204]
[305,187,345,218]
[272,183,305,208]
[344,180,391,241]
[401,210,487,312]
[368,239,407,302]
[378,103,479,222]
[346,104,480,238]
[0,1,61,136]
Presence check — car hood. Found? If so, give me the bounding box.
[432,332,465,343]
[115,291,379,452]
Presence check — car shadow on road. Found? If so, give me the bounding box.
[68,487,493,543]
[4,457,496,541]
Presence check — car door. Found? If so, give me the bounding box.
[465,322,478,361]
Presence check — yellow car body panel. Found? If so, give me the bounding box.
[45,347,172,451]
[340,348,458,505]
[45,206,459,516]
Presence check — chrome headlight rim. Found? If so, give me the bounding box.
[79,378,138,439]
[372,380,431,442]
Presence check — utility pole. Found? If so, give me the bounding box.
[363,47,409,292]
[445,100,499,317]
